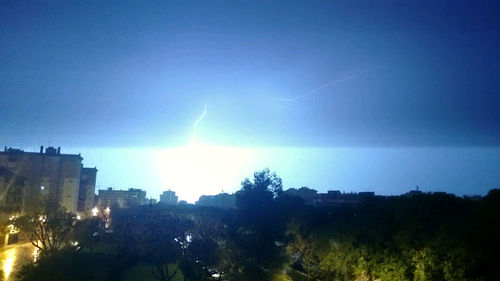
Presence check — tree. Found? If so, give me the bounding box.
[112,206,192,281]
[231,169,286,280]
[236,168,282,224]
[16,249,122,281]
[286,222,321,281]
[14,203,77,258]
[180,207,229,281]
[73,217,105,254]
[239,168,282,197]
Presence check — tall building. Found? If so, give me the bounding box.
[159,190,178,205]
[0,167,26,213]
[97,188,147,208]
[78,167,98,214]
[0,146,97,214]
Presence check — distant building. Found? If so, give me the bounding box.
[463,194,482,200]
[196,193,236,209]
[0,146,97,215]
[406,190,423,196]
[359,191,376,197]
[405,186,423,196]
[159,190,178,205]
[432,191,454,196]
[314,190,375,207]
[97,187,147,208]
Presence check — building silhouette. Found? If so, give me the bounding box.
[314,190,375,207]
[159,190,178,205]
[97,187,147,208]
[0,146,97,215]
[79,167,98,214]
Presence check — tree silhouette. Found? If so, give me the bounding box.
[112,206,192,281]
[236,168,282,218]
[231,168,286,280]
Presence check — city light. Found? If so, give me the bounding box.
[91,207,99,216]
[7,224,17,234]
[3,248,16,280]
[33,248,39,263]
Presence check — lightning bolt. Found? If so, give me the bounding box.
[271,66,381,103]
[191,100,208,142]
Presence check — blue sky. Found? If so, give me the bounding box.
[1,1,499,201]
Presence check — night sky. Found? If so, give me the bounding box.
[1,1,499,202]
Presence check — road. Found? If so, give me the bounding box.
[0,242,36,281]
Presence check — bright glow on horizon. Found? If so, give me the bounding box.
[71,146,500,204]
[154,141,259,203]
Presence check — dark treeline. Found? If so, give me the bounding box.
[11,169,500,281]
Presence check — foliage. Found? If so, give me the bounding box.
[14,203,77,258]
[73,217,105,253]
[112,206,192,281]
[283,190,500,281]
[11,170,500,281]
[286,222,321,281]
[236,168,283,218]
[231,168,287,281]
[16,250,121,281]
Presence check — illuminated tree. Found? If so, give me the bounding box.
[179,207,230,280]
[285,222,320,281]
[14,204,77,257]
